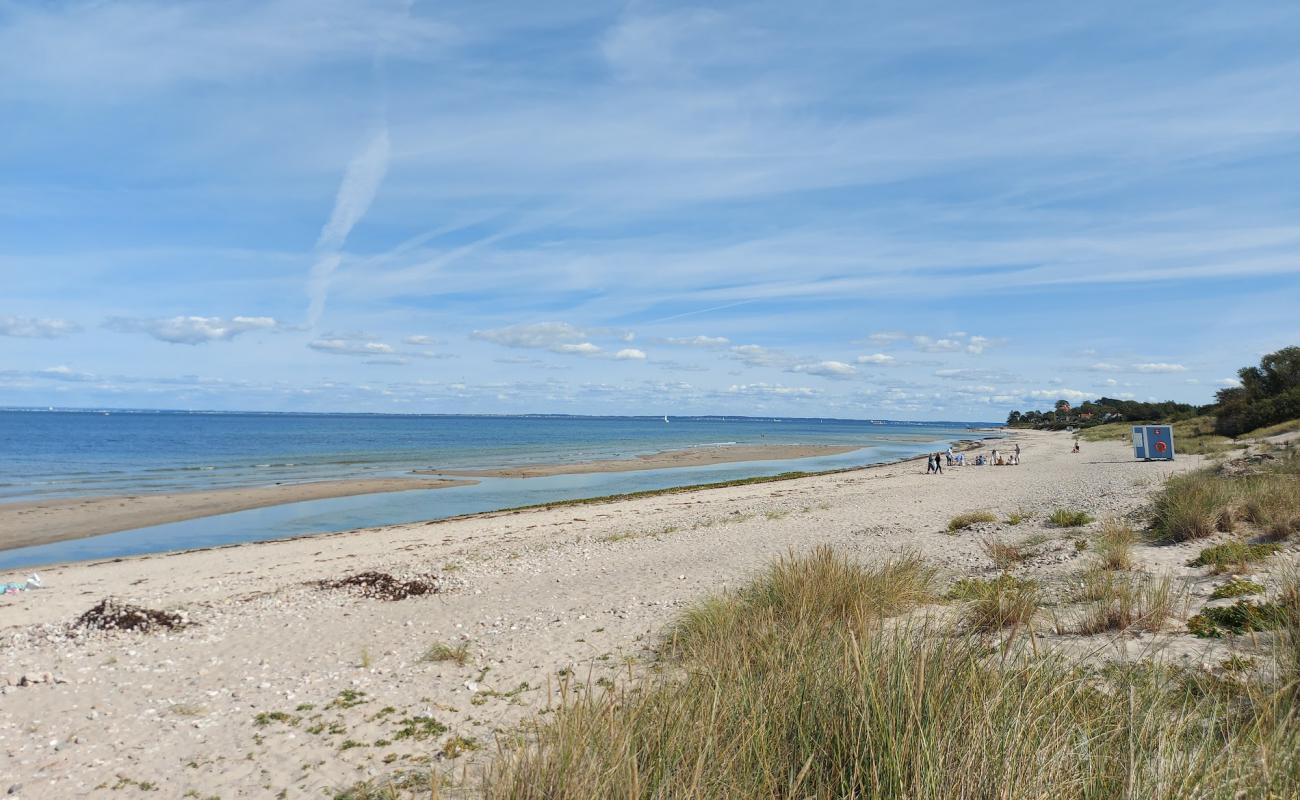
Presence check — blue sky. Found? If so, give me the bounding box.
[2,1,1298,420]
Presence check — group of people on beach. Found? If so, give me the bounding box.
[927,442,1020,473]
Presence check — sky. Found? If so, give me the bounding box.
[2,0,1298,420]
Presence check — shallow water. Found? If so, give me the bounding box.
[0,411,995,569]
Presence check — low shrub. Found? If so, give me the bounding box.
[947,511,997,532]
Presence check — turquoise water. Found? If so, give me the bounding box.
[0,410,997,569]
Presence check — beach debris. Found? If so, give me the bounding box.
[1,574,43,595]
[316,570,443,601]
[74,598,186,633]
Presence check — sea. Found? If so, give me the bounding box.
[0,410,999,569]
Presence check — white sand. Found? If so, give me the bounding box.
[0,430,1271,798]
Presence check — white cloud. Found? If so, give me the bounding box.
[856,353,895,365]
[614,348,647,360]
[308,338,396,356]
[726,383,819,398]
[1103,378,1119,386]
[1132,362,1187,373]
[472,322,625,358]
[404,335,442,346]
[867,331,907,346]
[1217,377,1243,387]
[1027,388,1091,401]
[1089,362,1122,372]
[105,315,281,344]
[789,360,857,379]
[0,315,81,338]
[729,344,786,367]
[662,335,730,347]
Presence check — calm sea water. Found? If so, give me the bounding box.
[0,410,997,569]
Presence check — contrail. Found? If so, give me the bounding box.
[307,125,391,326]
[648,299,757,324]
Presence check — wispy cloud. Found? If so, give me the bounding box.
[0,315,80,338]
[104,315,282,344]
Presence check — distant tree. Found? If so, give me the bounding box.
[1006,410,1023,425]
[1055,399,1072,414]
[1214,346,1300,436]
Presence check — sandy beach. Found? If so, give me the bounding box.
[419,443,864,478]
[4,429,1277,798]
[0,477,476,552]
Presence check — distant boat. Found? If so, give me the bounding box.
[664,415,670,423]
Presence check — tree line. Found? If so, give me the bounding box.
[1006,346,1300,437]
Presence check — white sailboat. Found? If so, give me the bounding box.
[663,415,670,423]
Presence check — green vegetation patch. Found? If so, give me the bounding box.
[420,641,470,665]
[1187,601,1294,638]
[480,546,1300,799]
[1189,542,1280,570]
[945,574,1037,601]
[1211,579,1266,599]
[1048,509,1094,528]
[393,715,448,741]
[947,511,997,532]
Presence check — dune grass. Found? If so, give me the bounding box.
[1076,572,1175,634]
[1152,453,1300,542]
[1094,518,1138,571]
[947,510,997,532]
[420,641,470,666]
[482,548,1300,799]
[1048,508,1094,528]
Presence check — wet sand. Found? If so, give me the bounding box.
[0,478,477,552]
[419,443,863,478]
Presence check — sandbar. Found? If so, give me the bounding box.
[0,477,476,552]
[419,443,863,479]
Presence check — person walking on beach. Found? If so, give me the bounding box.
[1014,443,1021,462]
[926,453,936,474]
[933,452,943,474]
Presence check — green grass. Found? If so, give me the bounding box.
[420,641,470,666]
[1212,579,1265,599]
[1189,541,1280,572]
[1076,415,1235,455]
[1076,573,1175,635]
[1048,508,1094,528]
[482,548,1300,799]
[944,574,1037,601]
[1151,455,1300,543]
[1094,518,1138,571]
[666,546,938,655]
[947,510,996,532]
